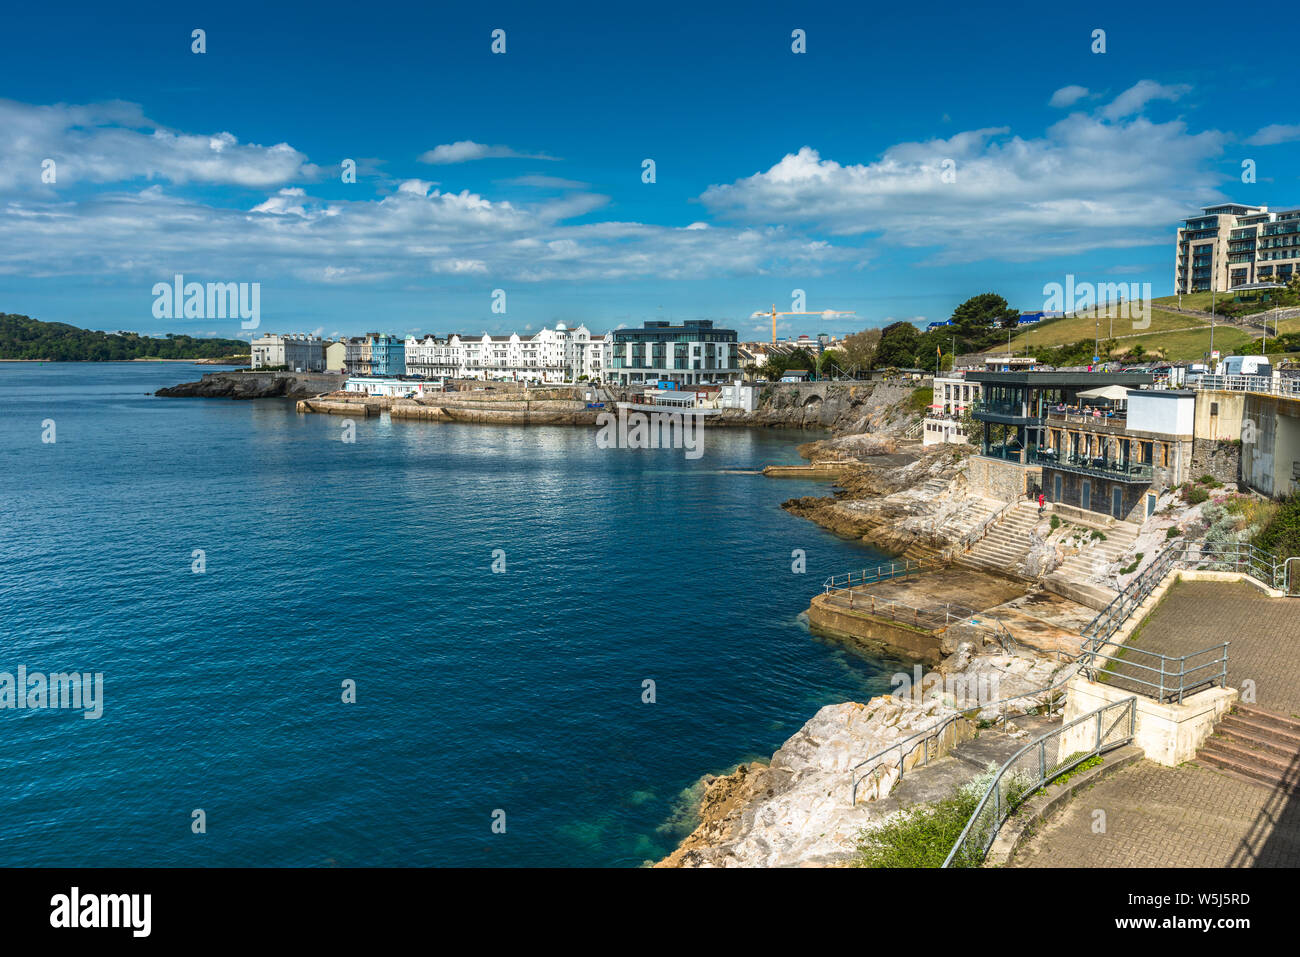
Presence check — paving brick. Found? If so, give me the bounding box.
[1009,759,1300,867]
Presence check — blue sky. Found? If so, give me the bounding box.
[0,0,1295,341]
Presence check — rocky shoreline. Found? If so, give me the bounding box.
[156,370,343,400]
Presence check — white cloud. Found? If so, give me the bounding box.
[1049,85,1090,108]
[418,140,557,164]
[0,99,317,191]
[1099,80,1190,120]
[1245,124,1300,146]
[500,174,589,189]
[699,81,1224,263]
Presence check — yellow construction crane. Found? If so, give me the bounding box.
[753,304,856,345]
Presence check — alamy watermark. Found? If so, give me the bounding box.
[1043,275,1152,330]
[890,664,999,706]
[1,666,103,719]
[595,408,704,460]
[152,274,260,329]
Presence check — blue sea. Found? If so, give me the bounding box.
[0,362,904,867]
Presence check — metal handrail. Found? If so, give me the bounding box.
[955,499,1020,555]
[1077,539,1289,702]
[847,655,1079,805]
[822,557,946,593]
[820,590,979,631]
[1081,641,1229,704]
[942,696,1137,868]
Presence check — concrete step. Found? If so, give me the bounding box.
[1218,721,1300,758]
[1236,704,1300,735]
[1203,735,1298,774]
[1198,746,1300,792]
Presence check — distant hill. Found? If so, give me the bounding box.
[997,294,1300,364]
[0,313,251,361]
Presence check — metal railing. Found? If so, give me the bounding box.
[822,557,945,593]
[1076,539,1291,702]
[1186,374,1300,399]
[847,657,1078,805]
[1028,448,1154,482]
[954,499,1020,555]
[1180,540,1283,590]
[1080,539,1184,648]
[819,590,978,632]
[1081,640,1228,704]
[942,696,1137,867]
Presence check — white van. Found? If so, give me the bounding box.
[1218,355,1272,378]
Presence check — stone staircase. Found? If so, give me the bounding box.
[1198,705,1300,792]
[1041,518,1141,610]
[954,503,1041,579]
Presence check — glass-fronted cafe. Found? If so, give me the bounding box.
[967,371,1155,464]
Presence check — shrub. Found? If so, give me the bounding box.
[1049,515,1061,531]
[1166,526,1182,540]
[854,766,1006,868]
[853,788,980,868]
[1256,492,1300,564]
[907,386,934,414]
[1119,552,1145,575]
[1185,486,1210,505]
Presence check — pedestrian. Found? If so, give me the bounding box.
[1037,491,1045,516]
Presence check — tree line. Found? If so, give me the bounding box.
[0,314,251,361]
[759,293,1024,379]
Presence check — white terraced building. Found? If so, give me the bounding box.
[250,333,325,372]
[404,323,610,383]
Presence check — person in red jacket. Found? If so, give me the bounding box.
[1037,492,1046,516]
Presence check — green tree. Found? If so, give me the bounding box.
[785,347,818,378]
[874,321,920,368]
[840,328,882,373]
[951,293,1020,336]
[818,348,847,378]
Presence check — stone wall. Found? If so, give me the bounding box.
[1189,438,1241,486]
[967,456,1039,503]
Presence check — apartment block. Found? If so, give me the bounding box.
[608,320,739,386]
[1176,202,1300,293]
[250,333,325,372]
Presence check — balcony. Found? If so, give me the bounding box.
[1030,448,1152,483]
[1045,410,1129,436]
[970,399,1043,426]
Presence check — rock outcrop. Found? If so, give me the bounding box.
[781,447,991,559]
[156,371,343,399]
[714,379,924,432]
[657,696,959,868]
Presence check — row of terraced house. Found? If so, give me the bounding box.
[250,319,742,386]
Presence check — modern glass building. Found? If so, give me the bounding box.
[968,371,1155,464]
[607,320,739,386]
[1176,203,1300,293]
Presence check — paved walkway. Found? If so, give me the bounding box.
[1010,759,1300,867]
[1106,579,1300,715]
